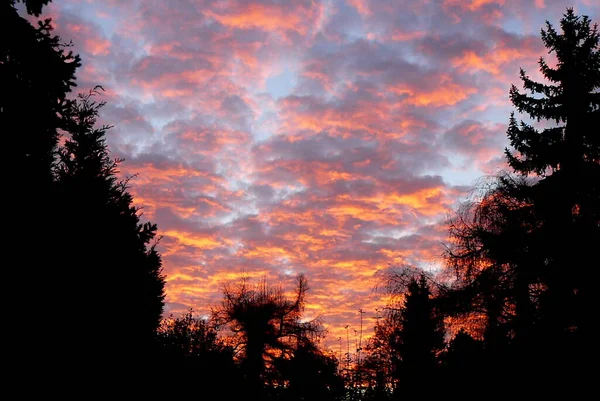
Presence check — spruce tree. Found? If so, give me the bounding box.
[506,8,599,176]
[444,8,599,393]
[506,7,599,352]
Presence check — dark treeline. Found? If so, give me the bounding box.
[4,1,597,399]
[4,0,165,393]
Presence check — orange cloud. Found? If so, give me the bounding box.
[86,37,111,55]
[452,47,534,75]
[52,0,580,355]
[444,0,505,11]
[391,79,476,107]
[163,230,227,250]
[204,4,307,34]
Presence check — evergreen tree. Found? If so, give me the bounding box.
[1,0,80,378]
[398,275,444,396]
[505,7,599,356]
[440,330,486,396]
[444,8,599,393]
[57,88,165,382]
[2,0,79,191]
[506,8,599,175]
[391,275,445,399]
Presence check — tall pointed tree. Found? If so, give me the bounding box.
[57,88,165,375]
[443,8,599,393]
[505,7,599,347]
[274,336,345,401]
[506,8,600,176]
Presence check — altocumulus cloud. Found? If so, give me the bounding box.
[40,0,599,348]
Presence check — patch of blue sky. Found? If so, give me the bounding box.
[266,67,297,100]
[437,152,494,188]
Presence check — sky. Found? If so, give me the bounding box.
[34,0,599,352]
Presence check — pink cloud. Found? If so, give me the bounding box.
[43,0,600,353]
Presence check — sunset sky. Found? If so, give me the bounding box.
[34,0,599,351]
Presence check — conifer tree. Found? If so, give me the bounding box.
[57,88,165,374]
[2,0,80,187]
[505,7,599,349]
[506,8,599,176]
[444,8,599,393]
[392,275,444,399]
[274,337,345,401]
[2,0,80,374]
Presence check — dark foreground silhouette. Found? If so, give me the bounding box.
[4,1,597,398]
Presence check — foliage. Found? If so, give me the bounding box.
[213,274,322,396]
[156,310,243,398]
[54,88,166,375]
[442,7,599,393]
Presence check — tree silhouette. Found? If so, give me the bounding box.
[506,7,599,348]
[2,1,79,188]
[2,0,81,380]
[443,175,537,355]
[371,268,446,397]
[444,8,599,394]
[213,274,321,398]
[56,88,165,381]
[439,330,486,396]
[274,337,345,401]
[158,310,221,358]
[12,0,51,16]
[506,8,599,175]
[362,320,396,400]
[392,275,444,398]
[156,310,242,398]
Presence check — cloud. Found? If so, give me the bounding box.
[44,0,599,352]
